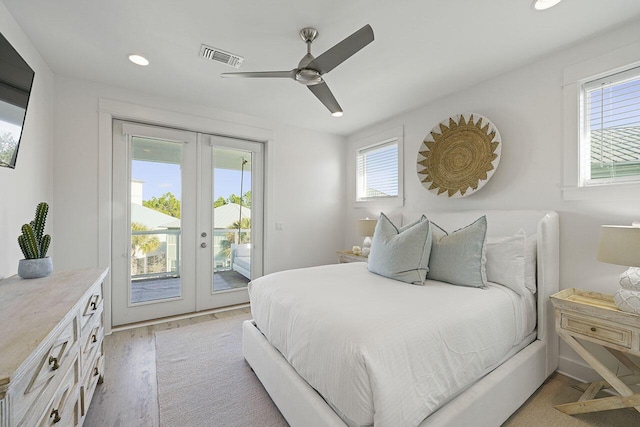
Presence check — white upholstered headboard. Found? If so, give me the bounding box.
[401,210,560,376]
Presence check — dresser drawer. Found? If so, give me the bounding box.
[80,283,103,332]
[80,312,103,379]
[29,357,80,427]
[80,353,104,417]
[561,312,632,349]
[13,316,79,425]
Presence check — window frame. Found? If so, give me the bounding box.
[580,66,640,187]
[561,40,640,201]
[351,126,404,207]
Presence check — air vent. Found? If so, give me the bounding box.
[199,44,244,68]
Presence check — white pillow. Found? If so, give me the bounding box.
[486,230,527,296]
[235,244,251,258]
[525,236,537,293]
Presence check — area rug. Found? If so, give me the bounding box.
[155,313,288,427]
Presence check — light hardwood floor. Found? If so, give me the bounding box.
[84,307,251,426]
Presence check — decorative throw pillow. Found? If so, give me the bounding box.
[368,213,432,285]
[486,230,527,296]
[428,216,487,288]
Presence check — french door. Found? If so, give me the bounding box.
[112,120,263,326]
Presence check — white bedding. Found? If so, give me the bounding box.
[249,262,536,427]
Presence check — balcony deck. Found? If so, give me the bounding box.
[131,270,249,304]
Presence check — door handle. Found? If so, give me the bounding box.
[201,243,207,248]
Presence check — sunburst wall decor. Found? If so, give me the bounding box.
[417,113,501,198]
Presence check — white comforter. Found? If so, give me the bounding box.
[249,262,532,427]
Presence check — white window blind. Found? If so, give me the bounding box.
[356,139,398,200]
[582,66,640,184]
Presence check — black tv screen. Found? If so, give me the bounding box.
[0,31,35,169]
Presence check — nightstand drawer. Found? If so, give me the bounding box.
[561,313,632,349]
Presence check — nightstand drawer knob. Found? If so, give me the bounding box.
[591,327,597,332]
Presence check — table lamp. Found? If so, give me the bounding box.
[597,224,640,314]
[356,218,378,257]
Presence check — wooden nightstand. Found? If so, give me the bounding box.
[550,288,640,415]
[337,251,368,263]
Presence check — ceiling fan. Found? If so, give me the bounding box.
[221,24,374,117]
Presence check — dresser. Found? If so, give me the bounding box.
[0,268,108,427]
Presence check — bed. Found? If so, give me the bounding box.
[243,210,559,426]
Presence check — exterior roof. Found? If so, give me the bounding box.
[131,202,251,230]
[214,203,251,229]
[590,127,640,163]
[131,203,178,230]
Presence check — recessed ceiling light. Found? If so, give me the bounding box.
[332,111,343,117]
[532,0,562,10]
[128,54,149,66]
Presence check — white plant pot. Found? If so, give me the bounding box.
[18,257,53,279]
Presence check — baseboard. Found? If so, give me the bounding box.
[110,303,250,333]
[557,355,601,383]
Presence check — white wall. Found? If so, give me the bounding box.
[52,75,346,275]
[0,2,54,279]
[345,18,640,380]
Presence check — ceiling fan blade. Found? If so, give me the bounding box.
[308,82,343,116]
[221,70,296,79]
[307,24,374,75]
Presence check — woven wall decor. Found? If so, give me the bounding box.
[417,113,501,198]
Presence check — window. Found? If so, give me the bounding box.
[581,66,640,185]
[356,139,399,201]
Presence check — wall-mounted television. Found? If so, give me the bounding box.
[0,31,35,169]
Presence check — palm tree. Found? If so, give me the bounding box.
[221,217,251,261]
[131,222,161,274]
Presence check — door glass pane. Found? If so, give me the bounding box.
[130,137,182,303]
[212,147,251,292]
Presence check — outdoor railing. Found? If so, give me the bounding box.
[130,228,250,280]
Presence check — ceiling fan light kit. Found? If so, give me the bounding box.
[532,0,562,11]
[221,24,374,116]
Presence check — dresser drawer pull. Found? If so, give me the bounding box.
[50,409,61,423]
[590,327,597,332]
[48,356,59,370]
[89,294,100,310]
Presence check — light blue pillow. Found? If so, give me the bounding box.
[368,213,432,285]
[427,216,488,288]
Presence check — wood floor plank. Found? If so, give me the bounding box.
[84,308,250,426]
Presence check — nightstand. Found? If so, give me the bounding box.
[550,288,640,415]
[337,251,368,263]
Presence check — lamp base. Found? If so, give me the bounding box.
[620,267,640,292]
[614,288,640,314]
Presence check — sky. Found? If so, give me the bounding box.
[132,160,252,202]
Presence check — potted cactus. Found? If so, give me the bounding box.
[17,202,53,279]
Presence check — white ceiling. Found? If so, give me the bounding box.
[4,0,640,136]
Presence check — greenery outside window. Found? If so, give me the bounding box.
[581,66,640,185]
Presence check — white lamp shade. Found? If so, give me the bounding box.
[597,225,640,267]
[356,219,377,237]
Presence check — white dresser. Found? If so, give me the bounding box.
[0,268,108,427]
